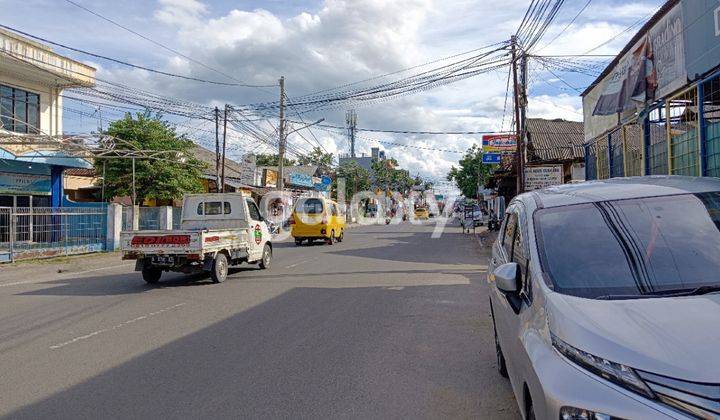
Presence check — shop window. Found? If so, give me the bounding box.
[0,84,40,134]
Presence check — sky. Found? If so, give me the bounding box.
[1,0,665,183]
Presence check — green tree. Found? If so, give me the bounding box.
[371,158,398,190]
[335,160,371,197]
[256,153,296,167]
[296,147,334,172]
[446,144,493,198]
[98,113,205,202]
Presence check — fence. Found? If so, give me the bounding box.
[585,68,720,180]
[0,207,106,262]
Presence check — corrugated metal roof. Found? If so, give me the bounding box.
[526,118,585,162]
[192,145,245,178]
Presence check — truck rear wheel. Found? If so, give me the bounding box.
[211,253,228,283]
[142,267,162,284]
[295,238,303,246]
[259,244,272,269]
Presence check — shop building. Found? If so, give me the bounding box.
[0,28,96,209]
[583,0,720,180]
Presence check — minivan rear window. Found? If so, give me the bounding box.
[296,198,324,214]
[535,192,720,299]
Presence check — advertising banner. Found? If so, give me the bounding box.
[0,172,51,195]
[263,169,277,188]
[592,4,685,115]
[482,134,517,153]
[289,172,314,187]
[525,165,563,191]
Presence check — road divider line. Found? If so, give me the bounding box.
[285,257,318,269]
[49,303,186,350]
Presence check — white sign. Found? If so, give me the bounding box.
[240,154,256,185]
[525,165,563,191]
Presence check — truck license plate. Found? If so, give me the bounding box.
[152,256,175,266]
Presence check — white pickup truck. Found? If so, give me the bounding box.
[120,193,272,284]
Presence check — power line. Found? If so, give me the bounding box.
[0,24,274,88]
[61,0,274,90]
[535,0,593,52]
[289,121,513,135]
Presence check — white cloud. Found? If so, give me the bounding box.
[85,0,663,179]
[154,0,208,27]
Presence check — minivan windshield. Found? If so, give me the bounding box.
[296,198,324,214]
[535,192,720,299]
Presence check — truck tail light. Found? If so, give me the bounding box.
[289,218,295,225]
[187,254,201,261]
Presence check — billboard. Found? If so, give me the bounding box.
[289,172,314,187]
[592,3,686,115]
[525,165,563,191]
[482,134,517,153]
[263,169,277,188]
[239,154,256,185]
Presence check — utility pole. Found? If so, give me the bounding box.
[221,104,228,193]
[519,53,528,194]
[278,76,286,191]
[214,106,220,193]
[346,109,357,158]
[511,35,525,195]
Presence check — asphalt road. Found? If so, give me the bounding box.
[0,221,519,419]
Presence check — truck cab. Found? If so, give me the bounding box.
[121,193,272,284]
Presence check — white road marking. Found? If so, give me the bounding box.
[285,257,318,269]
[49,303,186,350]
[386,286,405,290]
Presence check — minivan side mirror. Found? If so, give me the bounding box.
[493,262,520,293]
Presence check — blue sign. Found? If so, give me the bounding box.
[289,172,314,187]
[321,175,332,186]
[482,153,501,164]
[314,182,327,191]
[0,172,51,195]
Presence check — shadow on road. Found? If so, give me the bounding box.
[9,282,517,419]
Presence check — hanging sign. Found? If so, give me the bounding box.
[482,134,517,153]
[482,153,502,164]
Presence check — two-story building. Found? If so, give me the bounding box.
[0,28,96,210]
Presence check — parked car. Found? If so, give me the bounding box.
[121,193,272,284]
[291,197,345,245]
[489,176,720,420]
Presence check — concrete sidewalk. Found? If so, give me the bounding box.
[0,251,128,282]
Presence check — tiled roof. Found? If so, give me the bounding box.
[64,168,96,177]
[526,118,585,162]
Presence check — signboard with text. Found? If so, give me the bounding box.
[0,172,51,195]
[482,153,501,164]
[525,165,563,191]
[482,134,517,153]
[289,172,314,187]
